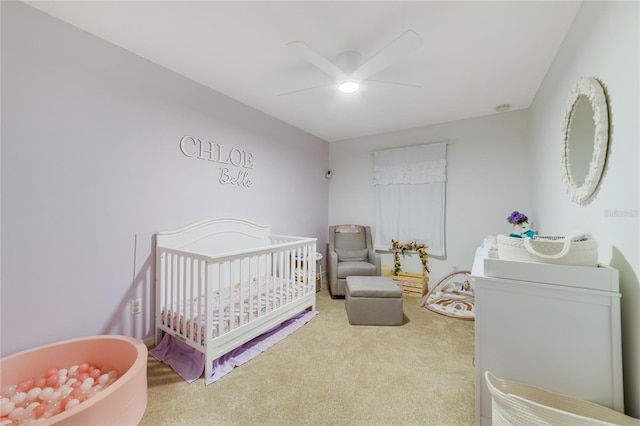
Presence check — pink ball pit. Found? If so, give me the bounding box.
[0,335,147,425]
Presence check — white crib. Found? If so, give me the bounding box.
[155,217,317,379]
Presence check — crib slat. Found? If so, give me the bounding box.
[251,255,258,321]
[218,262,225,336]
[198,259,205,344]
[171,253,177,331]
[164,252,170,330]
[203,260,211,346]
[191,259,196,343]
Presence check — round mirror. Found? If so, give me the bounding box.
[561,77,609,204]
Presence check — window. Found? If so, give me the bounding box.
[373,142,447,256]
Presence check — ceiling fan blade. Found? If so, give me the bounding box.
[277,83,334,97]
[351,30,423,82]
[367,79,421,89]
[287,41,347,80]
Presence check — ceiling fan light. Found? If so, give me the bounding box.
[338,81,360,94]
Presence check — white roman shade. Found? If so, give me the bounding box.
[373,142,447,255]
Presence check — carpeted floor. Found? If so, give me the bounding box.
[140,287,476,425]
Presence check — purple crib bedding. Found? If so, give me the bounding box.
[150,310,317,384]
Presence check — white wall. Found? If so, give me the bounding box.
[529,1,639,416]
[1,2,329,356]
[329,110,531,281]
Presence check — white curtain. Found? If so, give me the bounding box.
[373,142,447,255]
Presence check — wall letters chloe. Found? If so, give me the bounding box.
[179,135,254,187]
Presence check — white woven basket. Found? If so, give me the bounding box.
[485,371,639,426]
[497,234,598,267]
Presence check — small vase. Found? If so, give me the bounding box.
[509,224,524,238]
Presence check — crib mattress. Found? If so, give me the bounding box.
[160,276,306,345]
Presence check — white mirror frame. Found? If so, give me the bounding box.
[561,77,610,204]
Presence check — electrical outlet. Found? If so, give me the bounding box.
[131,298,141,315]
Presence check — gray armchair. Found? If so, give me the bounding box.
[328,225,381,297]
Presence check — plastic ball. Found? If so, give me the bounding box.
[8,406,25,422]
[45,368,58,378]
[26,387,42,402]
[89,385,103,399]
[68,365,79,376]
[38,387,53,402]
[20,408,35,424]
[77,363,89,374]
[45,400,61,416]
[46,375,59,387]
[17,379,34,393]
[98,374,110,385]
[2,386,17,398]
[50,391,62,402]
[34,377,46,388]
[33,401,47,418]
[59,385,73,398]
[61,395,72,409]
[25,401,40,412]
[10,392,26,407]
[89,368,102,380]
[65,398,80,411]
[57,374,68,387]
[0,398,15,416]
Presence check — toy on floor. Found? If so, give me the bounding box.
[419,270,474,320]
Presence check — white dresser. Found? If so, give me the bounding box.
[471,248,624,425]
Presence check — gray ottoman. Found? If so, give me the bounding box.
[345,276,403,326]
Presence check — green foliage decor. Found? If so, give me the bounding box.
[391,240,429,276]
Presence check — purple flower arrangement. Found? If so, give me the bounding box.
[507,211,529,225]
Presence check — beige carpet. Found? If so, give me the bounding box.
[140,287,476,426]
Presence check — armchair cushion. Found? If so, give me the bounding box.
[337,261,378,279]
[334,232,367,250]
[335,248,369,262]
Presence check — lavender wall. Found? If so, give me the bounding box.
[1,2,329,356]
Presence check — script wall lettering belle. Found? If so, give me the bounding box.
[180,135,254,187]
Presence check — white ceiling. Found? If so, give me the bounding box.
[24,1,581,142]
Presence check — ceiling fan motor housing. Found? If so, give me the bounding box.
[335,50,363,75]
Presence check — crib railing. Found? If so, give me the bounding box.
[155,236,316,351]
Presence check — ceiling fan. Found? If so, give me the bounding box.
[280,30,423,96]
